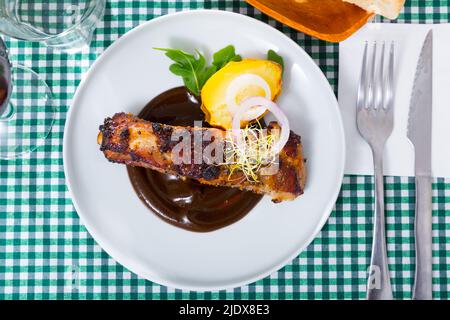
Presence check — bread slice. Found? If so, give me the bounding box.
[343,0,405,19]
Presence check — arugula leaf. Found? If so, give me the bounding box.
[156,45,243,96]
[155,48,213,96]
[212,45,242,70]
[267,49,284,75]
[198,65,217,89]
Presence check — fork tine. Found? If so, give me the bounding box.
[385,42,395,110]
[357,42,369,109]
[367,42,377,109]
[375,42,386,110]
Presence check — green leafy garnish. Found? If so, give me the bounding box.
[267,49,284,75]
[154,48,214,96]
[155,45,241,96]
[212,45,242,70]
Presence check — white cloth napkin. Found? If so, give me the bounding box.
[339,23,450,178]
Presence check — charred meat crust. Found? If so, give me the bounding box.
[99,113,306,202]
[152,123,175,153]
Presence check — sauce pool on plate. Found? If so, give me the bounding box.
[127,86,262,232]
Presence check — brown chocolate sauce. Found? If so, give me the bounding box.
[127,87,262,232]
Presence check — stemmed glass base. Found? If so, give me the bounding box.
[0,64,54,159]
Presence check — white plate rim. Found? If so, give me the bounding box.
[63,9,346,291]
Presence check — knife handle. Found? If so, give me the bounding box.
[413,175,433,300]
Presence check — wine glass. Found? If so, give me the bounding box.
[0,1,106,159]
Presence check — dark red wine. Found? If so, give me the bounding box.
[0,76,8,112]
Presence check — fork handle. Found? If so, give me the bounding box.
[412,175,433,300]
[367,149,393,300]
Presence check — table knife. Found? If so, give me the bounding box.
[407,30,433,300]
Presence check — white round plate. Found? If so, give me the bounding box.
[64,10,345,291]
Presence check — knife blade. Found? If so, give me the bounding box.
[0,36,12,116]
[407,30,433,300]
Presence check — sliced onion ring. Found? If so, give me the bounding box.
[232,97,290,154]
[225,74,271,120]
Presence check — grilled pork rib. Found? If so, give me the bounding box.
[98,113,306,202]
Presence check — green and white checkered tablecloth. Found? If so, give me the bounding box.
[0,0,449,300]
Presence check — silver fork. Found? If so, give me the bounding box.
[356,42,395,300]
